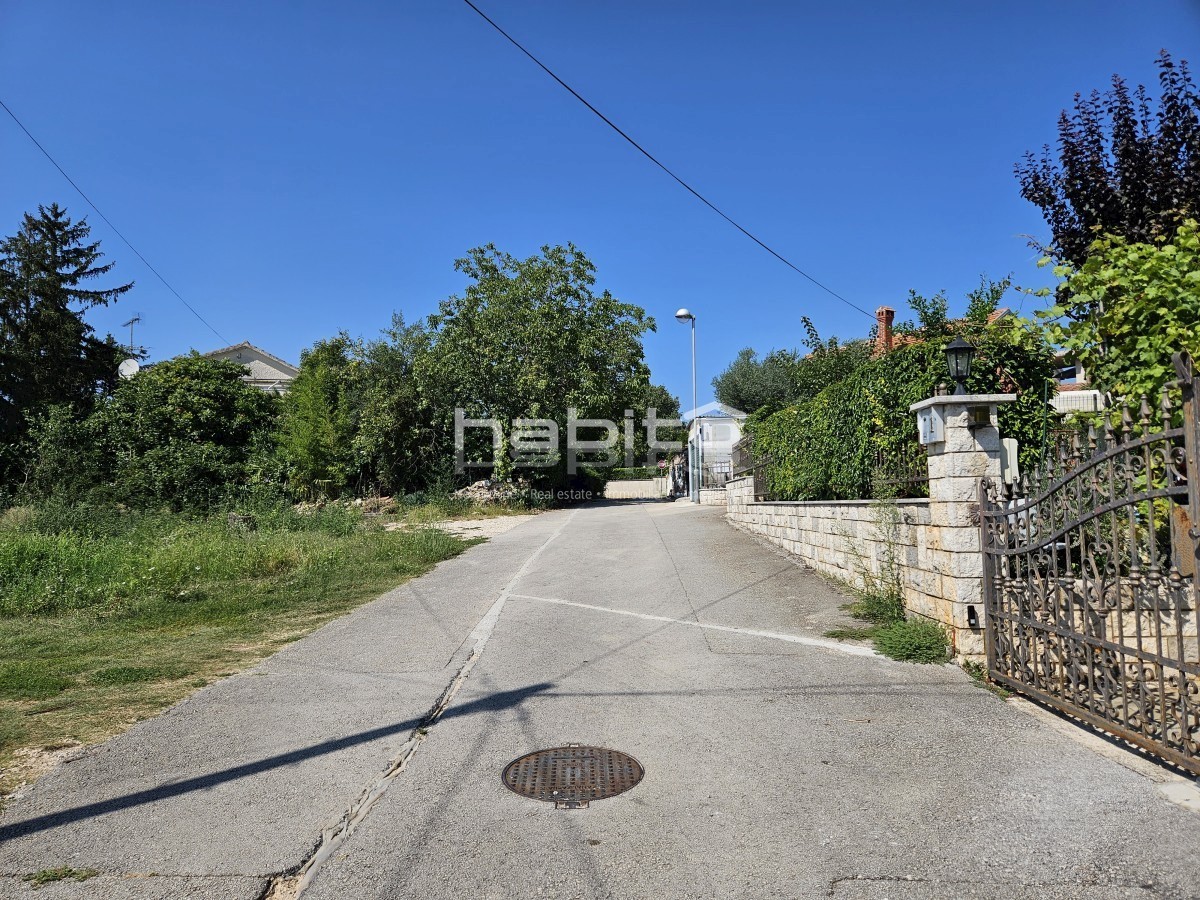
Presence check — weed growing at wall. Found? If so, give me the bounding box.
[873,618,950,663]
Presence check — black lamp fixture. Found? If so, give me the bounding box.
[944,337,975,395]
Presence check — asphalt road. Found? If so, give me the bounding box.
[2,502,1199,899]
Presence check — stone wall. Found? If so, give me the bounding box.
[698,487,727,506]
[725,477,948,627]
[724,394,1015,658]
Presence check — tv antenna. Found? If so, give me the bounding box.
[121,313,142,355]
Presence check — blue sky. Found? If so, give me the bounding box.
[3,1,1199,410]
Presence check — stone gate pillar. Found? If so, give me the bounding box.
[909,393,1015,656]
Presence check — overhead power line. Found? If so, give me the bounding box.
[460,0,874,320]
[0,97,230,345]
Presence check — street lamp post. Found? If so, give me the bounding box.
[675,308,699,502]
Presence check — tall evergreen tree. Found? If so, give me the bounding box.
[0,204,131,482]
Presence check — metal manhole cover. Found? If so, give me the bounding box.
[502,744,644,809]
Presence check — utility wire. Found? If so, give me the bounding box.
[0,97,230,345]
[461,0,875,320]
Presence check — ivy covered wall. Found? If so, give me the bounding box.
[748,325,1056,502]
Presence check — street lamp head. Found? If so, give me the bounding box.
[944,336,975,396]
[675,308,694,323]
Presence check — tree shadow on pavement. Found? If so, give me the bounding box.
[0,682,553,842]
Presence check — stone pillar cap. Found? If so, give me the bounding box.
[909,393,1016,413]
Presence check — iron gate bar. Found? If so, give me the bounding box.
[981,352,1200,775]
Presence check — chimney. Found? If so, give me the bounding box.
[874,306,895,356]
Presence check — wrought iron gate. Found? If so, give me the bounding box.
[980,353,1200,774]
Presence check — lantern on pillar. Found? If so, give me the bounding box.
[944,337,975,396]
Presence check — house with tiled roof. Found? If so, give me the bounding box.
[871,306,1012,357]
[202,341,299,394]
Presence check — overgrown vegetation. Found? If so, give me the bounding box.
[826,588,949,664]
[2,214,680,509]
[0,204,130,491]
[748,283,1056,502]
[1022,219,1200,399]
[0,500,474,788]
[962,659,1011,699]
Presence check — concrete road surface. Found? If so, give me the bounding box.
[2,502,1198,899]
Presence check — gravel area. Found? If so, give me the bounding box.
[386,514,540,539]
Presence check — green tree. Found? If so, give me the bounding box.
[713,318,872,416]
[353,315,447,495]
[89,355,277,508]
[1028,220,1200,399]
[278,336,358,497]
[632,383,684,465]
[712,348,800,415]
[419,243,655,484]
[793,317,872,404]
[1016,51,1200,271]
[964,275,1010,325]
[896,290,951,336]
[0,204,131,484]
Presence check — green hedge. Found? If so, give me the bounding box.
[749,326,1055,501]
[605,467,662,481]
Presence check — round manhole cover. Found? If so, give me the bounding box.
[502,744,644,809]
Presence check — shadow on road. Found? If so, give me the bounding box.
[0,682,553,842]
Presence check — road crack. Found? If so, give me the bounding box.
[262,511,577,899]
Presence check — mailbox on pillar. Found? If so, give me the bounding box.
[916,405,945,445]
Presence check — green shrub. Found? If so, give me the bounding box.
[606,467,661,481]
[874,618,950,663]
[749,324,1055,501]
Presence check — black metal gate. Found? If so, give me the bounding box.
[980,352,1200,774]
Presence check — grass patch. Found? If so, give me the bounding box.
[825,587,949,664]
[0,501,478,794]
[389,498,531,527]
[873,617,950,663]
[823,626,879,641]
[90,666,188,686]
[22,867,98,887]
[0,663,75,701]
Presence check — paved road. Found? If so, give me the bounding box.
[2,502,1199,899]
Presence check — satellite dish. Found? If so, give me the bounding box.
[118,359,141,379]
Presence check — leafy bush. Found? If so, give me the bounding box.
[606,467,661,480]
[874,617,950,664]
[750,322,1055,501]
[26,355,280,510]
[1029,220,1200,399]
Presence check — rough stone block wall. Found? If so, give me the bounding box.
[724,476,963,642]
